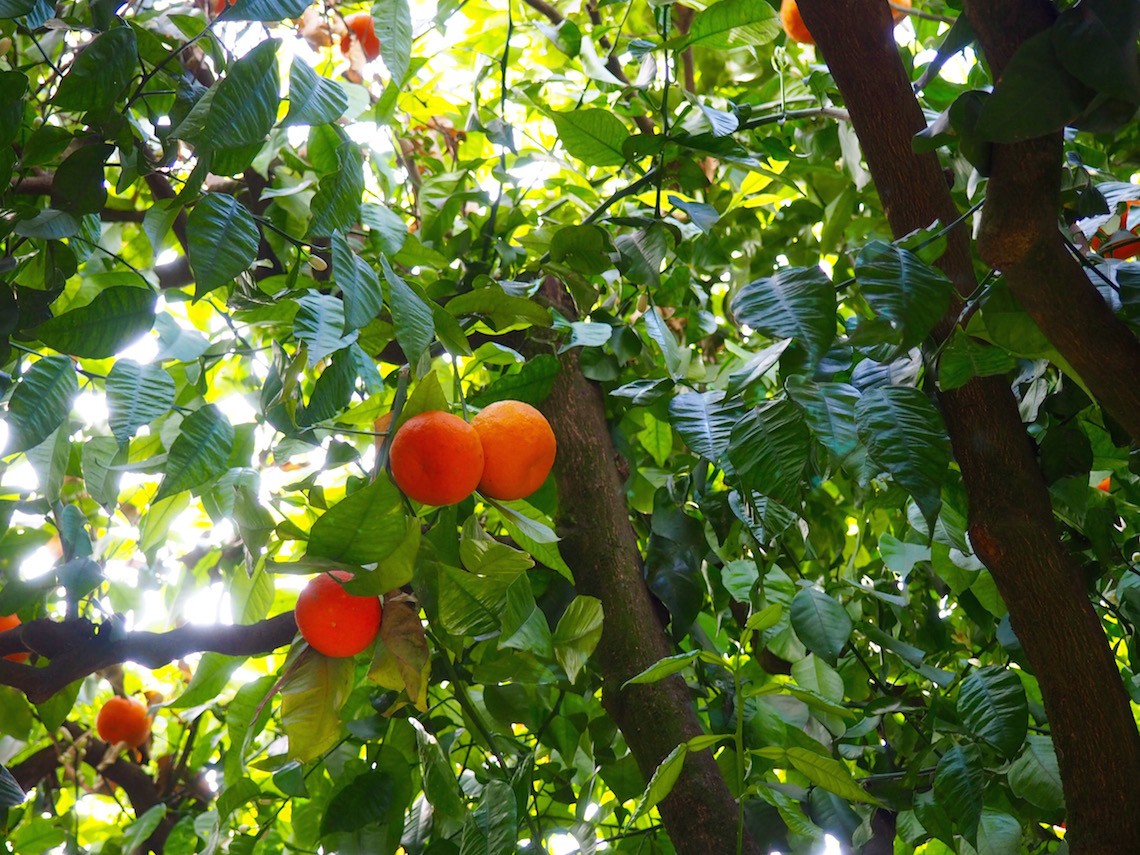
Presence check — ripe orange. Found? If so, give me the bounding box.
[96,696,151,749]
[471,400,557,501]
[389,410,484,505]
[295,570,382,657]
[780,0,910,45]
[210,0,236,17]
[341,12,381,62]
[0,613,28,663]
[1098,476,1112,492]
[373,411,393,455]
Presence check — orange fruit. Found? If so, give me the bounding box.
[471,400,557,501]
[96,696,151,749]
[0,613,28,663]
[373,411,393,455]
[780,0,910,45]
[389,410,484,505]
[295,570,382,658]
[341,12,381,62]
[1098,476,1112,492]
[210,0,236,17]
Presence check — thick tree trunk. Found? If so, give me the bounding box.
[796,1,1140,851]
[961,0,1140,443]
[535,281,761,855]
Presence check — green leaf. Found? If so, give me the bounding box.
[668,390,743,460]
[34,287,156,359]
[188,194,261,298]
[414,721,465,819]
[307,477,408,565]
[1008,735,1064,811]
[372,0,413,83]
[331,231,383,330]
[617,225,672,288]
[13,209,79,239]
[0,764,25,808]
[53,143,113,216]
[4,356,77,454]
[154,405,235,503]
[622,650,700,688]
[938,330,1017,391]
[445,287,551,331]
[121,805,168,853]
[284,57,348,126]
[786,748,879,805]
[52,24,136,112]
[856,240,954,351]
[459,779,517,855]
[499,575,553,658]
[958,665,1028,758]
[551,109,629,167]
[549,224,613,275]
[82,437,125,509]
[0,0,36,18]
[381,256,434,366]
[790,587,852,665]
[855,386,950,530]
[638,412,672,466]
[177,40,281,150]
[976,809,1024,855]
[170,652,243,709]
[551,595,603,682]
[785,377,860,465]
[727,399,810,507]
[227,0,310,22]
[308,140,364,238]
[725,338,791,396]
[631,743,688,823]
[975,30,1090,143]
[294,292,358,367]
[683,0,781,49]
[438,565,513,637]
[730,266,836,367]
[934,744,984,843]
[469,354,560,407]
[281,652,354,762]
[1054,0,1140,104]
[643,306,688,379]
[106,360,176,444]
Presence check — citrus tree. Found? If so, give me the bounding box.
[1,0,1139,853]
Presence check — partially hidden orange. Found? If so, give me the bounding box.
[1098,476,1112,492]
[0,613,28,663]
[96,696,151,749]
[781,0,910,45]
[389,410,484,505]
[295,570,382,658]
[471,400,557,501]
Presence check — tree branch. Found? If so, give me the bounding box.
[961,0,1140,445]
[797,1,1140,851]
[531,279,761,855]
[0,613,297,705]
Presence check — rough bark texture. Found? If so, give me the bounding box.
[535,281,760,855]
[796,1,1140,851]
[961,0,1140,444]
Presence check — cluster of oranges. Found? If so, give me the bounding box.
[293,400,556,659]
[779,0,911,45]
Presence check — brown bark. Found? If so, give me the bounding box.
[961,0,1140,444]
[796,1,1140,850]
[535,280,760,855]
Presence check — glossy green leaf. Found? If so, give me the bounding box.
[307,477,408,565]
[631,743,688,823]
[938,330,1018,391]
[332,231,383,330]
[381,256,434,366]
[53,25,136,112]
[188,194,261,298]
[284,57,349,126]
[790,587,852,665]
[5,356,77,454]
[106,360,176,444]
[786,748,879,805]
[459,779,517,855]
[176,40,281,150]
[294,292,358,366]
[727,399,810,507]
[668,390,743,460]
[372,0,413,83]
[308,140,364,238]
[958,665,1028,758]
[1008,735,1064,811]
[551,596,603,683]
[154,405,235,503]
[934,743,984,842]
[683,0,780,49]
[855,386,950,529]
[34,287,156,358]
[730,266,836,367]
[227,0,310,21]
[856,240,954,350]
[623,650,700,688]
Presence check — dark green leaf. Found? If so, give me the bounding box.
[1053,0,1140,104]
[307,477,407,564]
[53,25,136,112]
[1008,735,1064,811]
[790,587,852,665]
[331,231,383,330]
[469,354,560,407]
[616,225,671,288]
[52,144,113,216]
[934,744,984,843]
[188,194,260,298]
[459,779,517,855]
[0,0,36,18]
[855,386,950,529]
[667,390,743,460]
[34,287,155,358]
[730,266,836,367]
[154,405,235,502]
[227,0,310,22]
[727,399,810,507]
[321,768,408,836]
[381,256,433,366]
[938,331,1017,390]
[446,287,551,331]
[372,0,413,83]
[551,109,629,167]
[683,0,780,49]
[856,240,954,350]
[0,764,25,807]
[308,140,364,238]
[294,292,358,367]
[549,224,613,275]
[178,40,281,150]
[106,360,175,444]
[5,356,77,454]
[284,57,348,126]
[958,665,1028,758]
